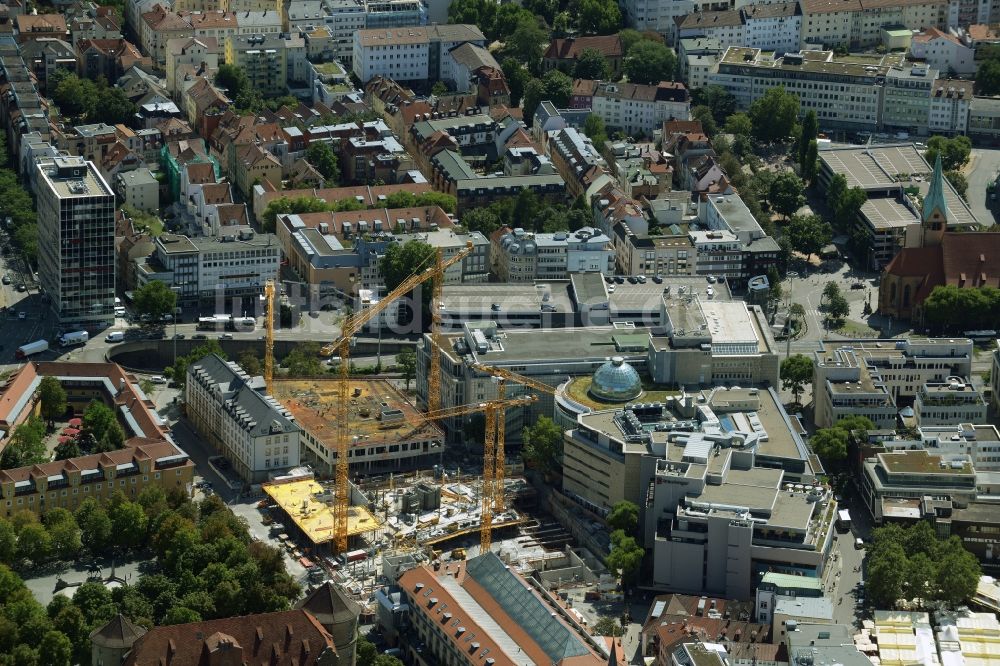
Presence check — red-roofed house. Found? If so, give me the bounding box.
[910,27,975,75]
[544,35,624,76]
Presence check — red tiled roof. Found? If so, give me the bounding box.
[122,610,336,666]
[544,35,623,60]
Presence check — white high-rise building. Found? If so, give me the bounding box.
[35,156,116,327]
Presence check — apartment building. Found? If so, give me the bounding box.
[546,126,606,198]
[928,79,972,135]
[799,0,858,48]
[910,28,976,75]
[709,48,894,131]
[351,23,485,83]
[165,36,221,99]
[743,2,802,53]
[224,33,307,96]
[584,80,691,137]
[185,354,302,484]
[861,449,977,523]
[812,338,973,428]
[490,227,614,282]
[913,377,988,425]
[969,95,1000,140]
[137,228,280,305]
[0,441,194,519]
[35,156,116,327]
[679,37,723,88]
[677,9,745,45]
[623,0,731,42]
[611,224,696,277]
[799,0,947,49]
[875,423,1000,472]
[881,64,937,137]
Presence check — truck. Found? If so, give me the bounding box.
[15,339,48,358]
[59,330,89,347]
[837,508,852,532]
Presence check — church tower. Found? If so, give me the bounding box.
[922,153,948,247]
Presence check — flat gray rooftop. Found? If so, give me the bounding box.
[861,197,918,230]
[445,327,641,365]
[440,282,575,314]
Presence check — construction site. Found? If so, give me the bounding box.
[270,378,446,477]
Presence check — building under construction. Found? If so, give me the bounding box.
[271,379,445,479]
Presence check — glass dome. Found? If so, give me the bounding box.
[589,356,642,402]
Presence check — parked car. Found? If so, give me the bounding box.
[150,375,167,384]
[1,275,10,285]
[851,282,865,290]
[17,311,25,320]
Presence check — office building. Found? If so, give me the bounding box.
[861,449,978,523]
[490,227,614,282]
[812,338,973,428]
[351,24,485,83]
[35,156,116,326]
[878,423,1000,472]
[755,572,827,625]
[185,354,302,483]
[583,80,691,137]
[136,227,280,305]
[913,377,988,426]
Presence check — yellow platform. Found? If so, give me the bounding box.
[263,477,381,546]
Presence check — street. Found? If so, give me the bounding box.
[965,146,1000,227]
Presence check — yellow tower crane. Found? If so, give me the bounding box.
[427,249,446,413]
[467,363,558,519]
[417,394,537,552]
[264,279,275,393]
[319,241,474,553]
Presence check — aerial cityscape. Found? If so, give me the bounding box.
[0,0,998,664]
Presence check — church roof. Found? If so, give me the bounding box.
[923,153,948,223]
[884,245,942,278]
[89,614,147,649]
[941,233,1000,288]
[297,582,361,626]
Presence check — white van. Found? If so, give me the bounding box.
[105,331,125,343]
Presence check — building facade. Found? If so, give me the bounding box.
[185,354,302,484]
[36,156,116,327]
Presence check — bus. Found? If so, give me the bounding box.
[230,316,255,332]
[197,314,232,330]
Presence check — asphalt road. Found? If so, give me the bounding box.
[967,147,1000,227]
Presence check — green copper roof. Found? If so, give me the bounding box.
[923,153,948,224]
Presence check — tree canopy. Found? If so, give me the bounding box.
[623,41,676,85]
[132,280,178,324]
[576,0,621,35]
[574,49,611,80]
[522,416,562,476]
[780,354,813,405]
[607,501,639,535]
[749,86,799,143]
[784,214,832,261]
[522,70,573,126]
[922,285,1000,333]
[865,521,980,608]
[382,240,437,329]
[769,171,806,218]
[691,85,737,125]
[925,135,972,171]
[0,418,47,469]
[305,142,340,183]
[38,376,67,425]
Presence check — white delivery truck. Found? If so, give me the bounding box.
[837,509,852,532]
[105,331,125,343]
[16,339,48,358]
[59,330,89,347]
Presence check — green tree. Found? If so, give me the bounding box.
[108,495,149,551]
[94,87,138,126]
[623,41,676,85]
[583,113,608,147]
[132,280,178,324]
[16,523,52,563]
[802,140,819,184]
[396,349,416,390]
[37,631,72,666]
[460,208,502,235]
[37,377,67,427]
[415,192,457,213]
[724,112,753,138]
[237,350,263,376]
[214,63,251,98]
[799,109,818,166]
[577,0,621,35]
[606,500,639,535]
[260,195,331,232]
[691,106,717,137]
[522,416,562,476]
[282,343,325,377]
[945,170,968,199]
[867,542,908,607]
[305,142,340,183]
[81,401,125,453]
[935,537,981,605]
[501,58,531,106]
[505,14,548,65]
[784,214,832,262]
[522,70,573,126]
[749,86,799,142]
[357,635,378,666]
[605,530,643,585]
[162,606,202,625]
[780,354,813,405]
[574,48,611,80]
[381,239,437,328]
[925,135,972,171]
[826,293,849,323]
[810,427,849,460]
[44,510,81,561]
[769,171,806,218]
[691,85,737,124]
[0,418,47,469]
[592,616,625,636]
[0,517,15,564]
[51,71,98,119]
[827,173,868,232]
[976,58,1000,95]
[75,499,113,555]
[374,655,405,666]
